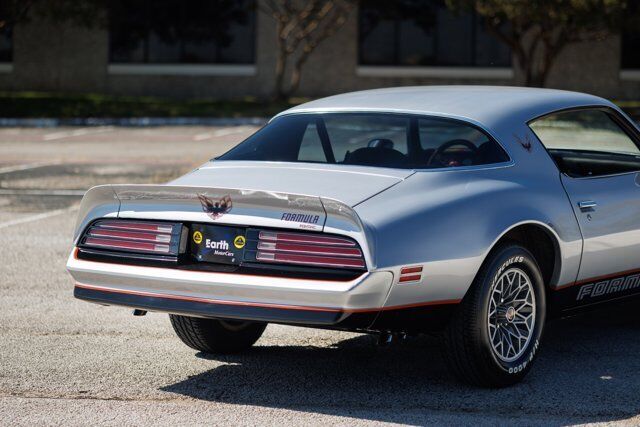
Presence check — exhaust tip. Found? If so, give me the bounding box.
[377,332,407,347]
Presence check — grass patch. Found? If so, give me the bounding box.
[0,92,303,118]
[0,91,638,119]
[617,101,640,120]
[616,100,640,108]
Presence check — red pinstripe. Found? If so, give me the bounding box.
[74,282,460,314]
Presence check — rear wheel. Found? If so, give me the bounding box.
[170,315,267,354]
[444,244,546,387]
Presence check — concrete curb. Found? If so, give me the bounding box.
[0,117,269,127]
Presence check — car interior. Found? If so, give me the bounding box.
[546,149,640,177]
[218,113,511,169]
[343,137,509,169]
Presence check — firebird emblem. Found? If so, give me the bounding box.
[514,134,533,152]
[198,194,232,220]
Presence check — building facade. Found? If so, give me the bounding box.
[0,1,638,100]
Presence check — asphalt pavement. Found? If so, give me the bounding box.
[2,127,640,426]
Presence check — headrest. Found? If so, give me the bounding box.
[367,138,394,149]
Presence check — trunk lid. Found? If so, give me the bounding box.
[74,162,410,267]
[112,184,328,232]
[170,161,413,207]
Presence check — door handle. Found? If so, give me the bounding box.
[578,200,597,210]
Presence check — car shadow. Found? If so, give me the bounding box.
[161,299,640,424]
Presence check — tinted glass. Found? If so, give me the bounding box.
[530,110,640,155]
[359,0,510,67]
[219,113,509,169]
[419,118,508,167]
[109,0,255,64]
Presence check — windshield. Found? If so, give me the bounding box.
[218,113,509,169]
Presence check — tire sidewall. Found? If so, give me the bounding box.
[476,246,546,381]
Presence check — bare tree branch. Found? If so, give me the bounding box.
[447,0,627,87]
[261,0,355,100]
[0,0,37,29]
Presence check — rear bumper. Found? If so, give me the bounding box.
[74,284,360,325]
[67,250,394,327]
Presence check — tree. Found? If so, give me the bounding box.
[259,0,356,100]
[0,0,107,32]
[0,1,36,31]
[446,0,629,87]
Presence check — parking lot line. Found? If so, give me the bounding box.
[192,126,252,141]
[0,206,77,230]
[0,189,86,196]
[0,162,59,174]
[212,126,251,137]
[43,126,114,141]
[192,132,212,141]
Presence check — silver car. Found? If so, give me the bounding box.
[66,86,640,387]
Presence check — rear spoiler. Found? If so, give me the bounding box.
[73,184,370,266]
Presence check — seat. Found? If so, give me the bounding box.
[344,139,408,168]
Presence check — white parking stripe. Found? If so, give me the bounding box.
[211,127,251,137]
[0,162,59,174]
[0,206,77,230]
[0,189,85,196]
[193,133,212,141]
[192,127,250,141]
[43,126,114,141]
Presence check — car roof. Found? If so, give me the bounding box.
[276,86,616,130]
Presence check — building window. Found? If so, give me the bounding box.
[621,1,639,70]
[0,26,12,62]
[358,0,510,67]
[622,32,640,70]
[109,0,255,64]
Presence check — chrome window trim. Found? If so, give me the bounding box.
[561,170,640,181]
[411,160,515,173]
[213,159,515,174]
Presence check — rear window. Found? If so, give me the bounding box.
[218,113,509,169]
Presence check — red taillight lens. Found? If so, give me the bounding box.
[258,231,357,247]
[256,231,365,269]
[399,265,423,283]
[81,219,182,256]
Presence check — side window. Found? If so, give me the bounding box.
[418,118,509,168]
[530,109,640,177]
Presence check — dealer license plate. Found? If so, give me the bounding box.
[189,224,247,265]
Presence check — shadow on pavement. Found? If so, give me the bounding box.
[161,299,640,424]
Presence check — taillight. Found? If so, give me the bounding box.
[255,231,365,269]
[81,219,183,256]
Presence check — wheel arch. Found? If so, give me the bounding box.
[485,221,562,290]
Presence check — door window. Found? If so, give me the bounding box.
[530,109,640,177]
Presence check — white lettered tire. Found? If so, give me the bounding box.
[444,243,546,387]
